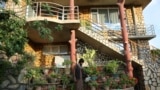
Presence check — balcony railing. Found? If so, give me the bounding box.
[80,19,124,54]
[26,2,79,21]
[80,19,155,38]
[127,24,155,36]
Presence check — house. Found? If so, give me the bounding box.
[1,0,159,90]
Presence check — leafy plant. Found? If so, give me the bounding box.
[84,66,98,76]
[0,16,27,56]
[0,60,12,83]
[24,67,42,79]
[104,60,124,74]
[151,49,160,61]
[33,76,48,85]
[50,72,58,78]
[104,78,112,87]
[81,47,96,67]
[62,59,71,67]
[55,24,63,31]
[41,3,52,15]
[30,20,53,42]
[88,80,98,87]
[61,74,70,85]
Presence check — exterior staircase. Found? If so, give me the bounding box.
[77,19,124,61]
[78,27,123,55]
[78,19,144,65]
[109,31,143,65]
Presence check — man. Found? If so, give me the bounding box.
[74,58,84,90]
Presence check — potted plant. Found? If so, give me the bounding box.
[61,74,71,89]
[24,67,42,84]
[103,78,112,90]
[81,48,99,80]
[84,66,98,80]
[62,59,71,74]
[88,80,98,90]
[104,60,125,78]
[50,72,58,83]
[110,74,136,90]
[24,67,49,90]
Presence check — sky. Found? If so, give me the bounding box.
[143,0,160,49]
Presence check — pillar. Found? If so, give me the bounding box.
[70,0,75,20]
[69,30,77,76]
[117,0,133,78]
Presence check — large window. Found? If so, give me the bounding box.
[43,45,69,55]
[91,8,120,30]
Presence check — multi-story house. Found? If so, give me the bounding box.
[1,0,160,90]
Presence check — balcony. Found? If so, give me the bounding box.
[127,24,156,39]
[106,24,155,40]
[25,2,80,24]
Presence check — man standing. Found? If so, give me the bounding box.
[74,58,84,90]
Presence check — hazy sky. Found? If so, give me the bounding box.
[143,0,160,49]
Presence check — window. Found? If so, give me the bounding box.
[0,0,5,9]
[43,45,69,55]
[91,8,120,30]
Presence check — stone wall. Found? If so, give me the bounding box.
[125,6,160,90]
[24,43,54,67]
[0,51,27,90]
[137,40,160,90]
[77,40,117,66]
[0,43,54,89]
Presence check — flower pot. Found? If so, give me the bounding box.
[91,86,96,90]
[65,68,70,74]
[35,86,42,90]
[111,87,134,90]
[91,75,97,81]
[104,86,109,90]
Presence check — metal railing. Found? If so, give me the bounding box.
[4,2,79,21]
[26,2,79,20]
[127,24,155,36]
[79,19,157,64]
[82,22,155,37]
[79,19,124,54]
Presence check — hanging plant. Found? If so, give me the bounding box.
[30,20,53,41]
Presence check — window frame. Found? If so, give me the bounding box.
[42,45,69,55]
[91,7,120,24]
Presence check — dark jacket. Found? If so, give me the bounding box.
[75,64,81,80]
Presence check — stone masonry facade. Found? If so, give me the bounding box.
[126,6,160,90]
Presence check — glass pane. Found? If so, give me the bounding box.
[109,9,119,23]
[108,9,120,30]
[60,45,68,54]
[0,1,5,8]
[91,9,97,12]
[99,9,109,24]
[91,9,98,23]
[92,13,98,23]
[52,46,59,54]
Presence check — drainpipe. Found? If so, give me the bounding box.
[117,0,133,78]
